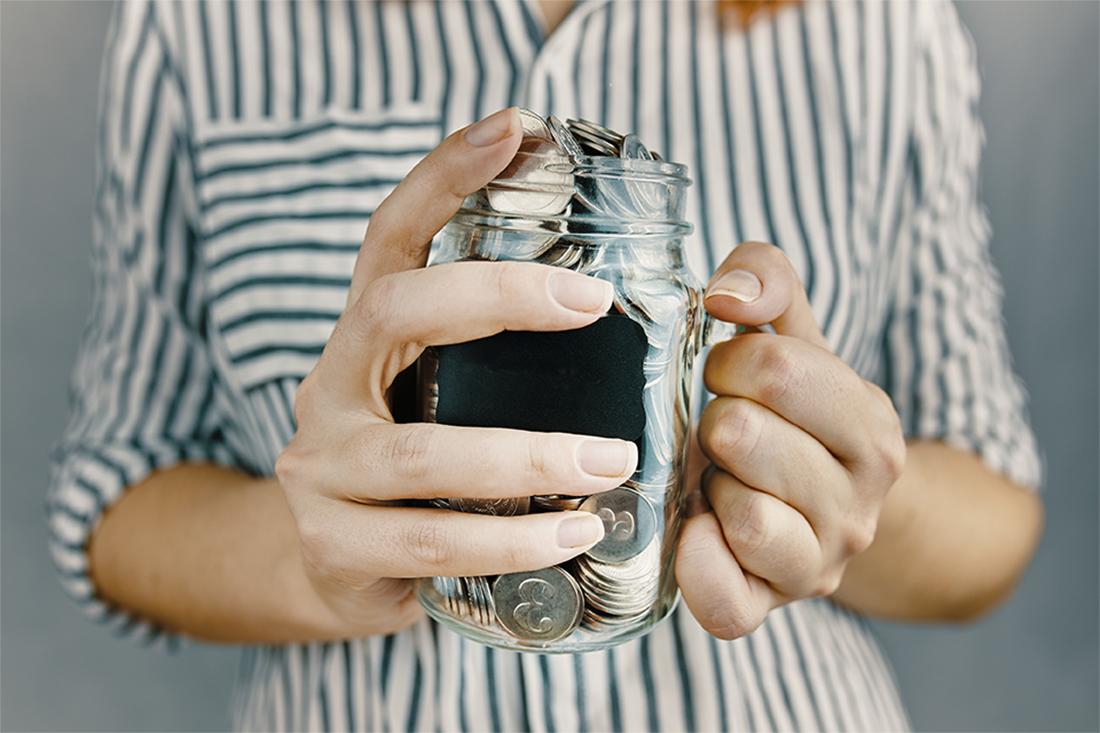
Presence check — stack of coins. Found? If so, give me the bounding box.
[431,486,665,642]
[572,488,661,630]
[433,575,495,627]
[425,110,687,646]
[576,540,661,631]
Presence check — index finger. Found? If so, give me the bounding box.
[347,108,523,304]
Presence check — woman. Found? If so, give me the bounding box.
[49,0,1043,730]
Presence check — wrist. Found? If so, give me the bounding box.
[272,537,355,641]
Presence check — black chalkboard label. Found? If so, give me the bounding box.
[434,315,648,441]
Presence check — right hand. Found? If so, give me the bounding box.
[275,108,639,637]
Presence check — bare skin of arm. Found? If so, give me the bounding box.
[833,440,1043,622]
[89,433,1041,643]
[88,464,348,643]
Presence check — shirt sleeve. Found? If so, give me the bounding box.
[46,1,234,644]
[883,0,1042,490]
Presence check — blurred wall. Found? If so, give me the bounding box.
[1,1,1096,731]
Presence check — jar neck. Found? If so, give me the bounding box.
[435,218,691,274]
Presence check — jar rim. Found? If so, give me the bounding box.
[446,211,694,239]
[551,156,692,186]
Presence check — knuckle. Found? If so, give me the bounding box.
[862,383,907,480]
[865,381,894,411]
[525,435,555,483]
[356,275,400,331]
[364,198,395,240]
[706,602,765,641]
[842,516,878,556]
[418,153,459,201]
[403,520,456,571]
[707,400,762,467]
[275,440,316,494]
[273,447,300,488]
[381,426,433,484]
[496,538,530,572]
[754,340,801,404]
[811,571,845,598]
[295,514,333,570]
[729,492,772,557]
[878,428,908,482]
[676,525,716,568]
[486,261,526,305]
[291,373,320,422]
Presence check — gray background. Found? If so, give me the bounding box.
[1,0,1096,730]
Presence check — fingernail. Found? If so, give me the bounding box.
[557,515,606,549]
[464,108,518,147]
[707,269,762,303]
[549,271,612,314]
[577,440,636,477]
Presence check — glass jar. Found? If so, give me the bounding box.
[416,152,725,653]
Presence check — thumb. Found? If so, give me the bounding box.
[347,107,523,305]
[703,241,828,349]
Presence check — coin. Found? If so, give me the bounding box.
[571,130,618,157]
[567,118,624,148]
[493,567,584,642]
[531,494,587,512]
[579,487,658,563]
[575,538,661,629]
[548,115,586,159]
[518,107,554,140]
[433,575,464,616]
[465,575,496,627]
[619,133,653,161]
[449,496,531,516]
[487,109,573,216]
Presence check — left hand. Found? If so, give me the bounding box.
[675,242,907,640]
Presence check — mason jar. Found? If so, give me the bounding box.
[416,150,726,653]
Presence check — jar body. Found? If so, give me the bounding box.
[416,162,705,653]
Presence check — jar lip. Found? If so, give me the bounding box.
[550,156,692,185]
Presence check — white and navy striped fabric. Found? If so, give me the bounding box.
[49,0,1041,730]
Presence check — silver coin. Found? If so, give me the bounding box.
[531,494,587,512]
[566,118,624,147]
[548,115,586,159]
[449,496,531,516]
[540,242,584,270]
[580,538,661,584]
[433,576,465,616]
[569,128,619,157]
[579,487,658,563]
[572,136,617,156]
[619,133,653,161]
[465,575,496,627]
[518,107,554,140]
[493,567,583,642]
[487,109,573,216]
[582,605,652,631]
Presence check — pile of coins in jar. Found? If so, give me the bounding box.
[423,109,692,645]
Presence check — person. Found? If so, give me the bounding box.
[48,0,1044,730]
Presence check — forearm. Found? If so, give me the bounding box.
[88,463,346,643]
[832,440,1043,622]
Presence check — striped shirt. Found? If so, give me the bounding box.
[48,0,1041,730]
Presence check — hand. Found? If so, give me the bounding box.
[276,108,637,637]
[675,242,906,640]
